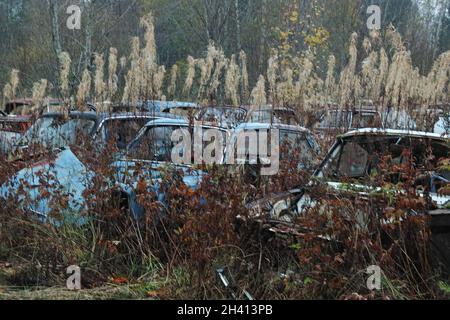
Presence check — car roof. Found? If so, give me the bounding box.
[340,128,449,141]
[234,122,311,133]
[143,118,230,130]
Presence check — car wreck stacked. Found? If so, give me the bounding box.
[0,101,449,268]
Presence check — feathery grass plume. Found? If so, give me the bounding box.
[153,65,166,99]
[430,51,450,104]
[239,50,249,104]
[122,37,141,105]
[167,64,178,99]
[197,43,220,99]
[363,37,372,54]
[2,84,12,111]
[94,53,106,111]
[140,13,158,99]
[406,67,421,104]
[140,12,156,66]
[325,55,336,99]
[339,32,358,107]
[292,51,315,109]
[267,53,279,103]
[250,75,267,107]
[372,47,389,104]
[130,37,140,63]
[208,49,226,97]
[386,24,406,52]
[196,58,207,99]
[10,69,19,99]
[108,48,118,99]
[277,66,294,106]
[225,55,241,106]
[122,71,130,104]
[361,50,379,99]
[31,79,48,112]
[77,69,91,111]
[59,52,71,99]
[385,27,413,108]
[183,56,196,97]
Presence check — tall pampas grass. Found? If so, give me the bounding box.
[267,53,279,103]
[94,53,106,110]
[59,52,71,99]
[122,37,142,105]
[198,43,220,99]
[10,69,19,99]
[2,69,20,112]
[140,13,156,65]
[208,49,226,97]
[183,56,196,97]
[77,69,91,111]
[225,55,240,106]
[108,48,118,99]
[31,79,48,112]
[325,55,336,100]
[339,33,358,107]
[153,65,166,99]
[167,64,178,99]
[250,75,267,107]
[372,48,389,103]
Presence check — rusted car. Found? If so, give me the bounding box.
[112,118,230,218]
[314,108,382,137]
[247,128,450,267]
[226,122,320,187]
[0,115,33,154]
[2,99,34,116]
[12,111,182,154]
[249,129,450,222]
[1,117,229,222]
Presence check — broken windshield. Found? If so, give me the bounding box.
[318,135,450,186]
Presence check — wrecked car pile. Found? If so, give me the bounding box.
[1,98,450,299]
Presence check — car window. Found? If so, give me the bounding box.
[102,118,150,150]
[352,112,377,128]
[23,117,95,149]
[318,111,351,129]
[128,125,227,162]
[280,130,316,165]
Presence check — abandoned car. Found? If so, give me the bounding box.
[248,129,450,227]
[0,118,230,222]
[0,115,33,154]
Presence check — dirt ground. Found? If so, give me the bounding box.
[0,262,150,300]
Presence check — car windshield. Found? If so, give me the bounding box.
[21,116,95,149]
[248,109,299,125]
[195,107,247,126]
[318,135,450,186]
[352,112,378,128]
[128,125,227,162]
[101,118,150,150]
[232,129,317,168]
[318,111,351,129]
